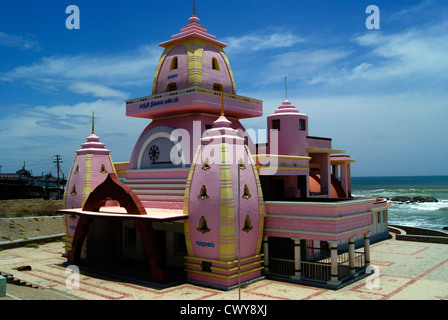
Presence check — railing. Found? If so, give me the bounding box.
[333,251,365,268]
[269,251,366,282]
[126,87,262,106]
[269,257,295,277]
[301,261,331,282]
[306,248,365,267]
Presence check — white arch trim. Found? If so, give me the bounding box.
[136,132,186,169]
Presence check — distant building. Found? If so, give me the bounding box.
[60,10,391,290]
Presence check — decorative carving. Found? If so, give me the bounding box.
[71,185,77,195]
[100,164,107,173]
[74,165,79,174]
[242,184,252,199]
[197,216,211,234]
[238,158,246,170]
[201,158,211,170]
[148,145,160,164]
[198,185,209,200]
[242,215,253,233]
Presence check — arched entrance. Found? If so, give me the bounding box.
[66,174,171,283]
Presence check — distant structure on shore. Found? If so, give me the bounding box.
[59,6,391,290]
[0,163,66,200]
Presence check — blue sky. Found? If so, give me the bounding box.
[0,0,447,178]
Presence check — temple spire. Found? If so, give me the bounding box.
[193,0,196,17]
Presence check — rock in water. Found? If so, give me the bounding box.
[390,196,412,202]
[411,196,438,203]
[390,196,438,203]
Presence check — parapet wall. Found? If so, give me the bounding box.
[389,224,448,244]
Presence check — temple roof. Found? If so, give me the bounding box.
[159,16,227,48]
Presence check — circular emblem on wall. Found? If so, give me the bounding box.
[148,145,160,164]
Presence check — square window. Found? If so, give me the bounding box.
[167,82,177,92]
[202,261,212,272]
[213,83,223,92]
[272,119,280,131]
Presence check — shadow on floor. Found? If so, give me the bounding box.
[61,257,186,290]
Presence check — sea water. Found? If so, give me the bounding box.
[351,176,448,231]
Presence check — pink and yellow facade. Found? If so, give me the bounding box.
[182,114,265,288]
[60,11,390,290]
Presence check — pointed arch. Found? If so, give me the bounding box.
[82,173,146,215]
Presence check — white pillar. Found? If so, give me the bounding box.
[378,211,383,233]
[364,233,370,267]
[347,163,352,196]
[348,237,355,275]
[340,162,349,197]
[330,242,338,283]
[263,236,269,273]
[293,238,301,278]
[332,165,339,179]
[321,154,331,198]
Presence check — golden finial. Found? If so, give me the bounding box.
[193,0,196,17]
[220,91,225,116]
[91,111,95,134]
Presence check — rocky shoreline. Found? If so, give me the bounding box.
[387,196,439,203]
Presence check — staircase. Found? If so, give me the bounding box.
[0,270,41,289]
[123,178,187,209]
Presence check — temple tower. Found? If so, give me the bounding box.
[124,12,262,210]
[183,110,265,289]
[63,115,116,253]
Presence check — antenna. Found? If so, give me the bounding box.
[285,76,288,100]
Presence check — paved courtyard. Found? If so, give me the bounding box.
[1,237,447,300]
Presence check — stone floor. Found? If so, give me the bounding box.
[1,237,447,301]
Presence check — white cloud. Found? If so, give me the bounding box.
[254,21,448,92]
[0,31,40,51]
[391,0,434,19]
[259,49,351,85]
[0,45,161,98]
[224,31,304,52]
[351,23,448,82]
[242,90,448,176]
[0,98,148,174]
[68,82,129,99]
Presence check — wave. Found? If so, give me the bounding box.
[352,176,448,230]
[390,200,448,212]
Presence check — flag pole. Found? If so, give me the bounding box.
[237,162,241,300]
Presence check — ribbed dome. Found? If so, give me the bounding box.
[76,133,110,155]
[275,99,300,114]
[151,15,236,95]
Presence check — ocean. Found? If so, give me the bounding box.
[351,176,448,231]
